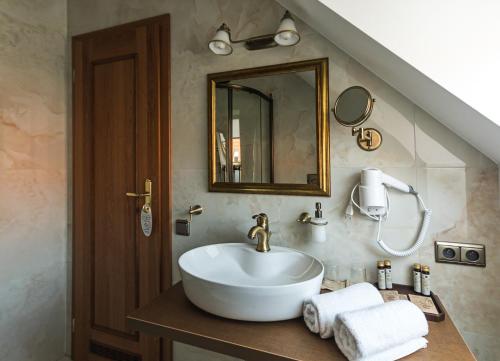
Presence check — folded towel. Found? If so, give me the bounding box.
[334,300,428,361]
[357,337,428,361]
[303,282,384,339]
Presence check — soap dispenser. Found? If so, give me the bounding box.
[311,202,328,243]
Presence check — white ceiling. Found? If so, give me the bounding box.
[278,0,500,164]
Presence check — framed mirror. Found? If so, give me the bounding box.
[333,86,374,127]
[332,86,382,151]
[208,58,330,196]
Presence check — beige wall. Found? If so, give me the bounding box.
[0,0,67,360]
[67,1,499,361]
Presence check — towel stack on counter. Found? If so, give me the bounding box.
[303,283,428,361]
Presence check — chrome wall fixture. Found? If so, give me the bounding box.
[175,205,203,236]
[188,205,203,222]
[208,11,300,55]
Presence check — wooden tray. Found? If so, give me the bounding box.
[375,283,445,322]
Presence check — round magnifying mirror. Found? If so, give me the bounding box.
[333,86,374,127]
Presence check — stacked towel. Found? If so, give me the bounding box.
[350,338,428,361]
[334,300,429,361]
[303,282,384,339]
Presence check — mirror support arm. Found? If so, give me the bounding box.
[352,127,382,151]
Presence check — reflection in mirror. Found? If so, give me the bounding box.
[208,59,330,196]
[215,72,316,185]
[333,86,373,127]
[215,83,273,183]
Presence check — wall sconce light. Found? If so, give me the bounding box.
[208,11,300,55]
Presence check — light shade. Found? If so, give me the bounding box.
[209,24,233,55]
[274,11,300,46]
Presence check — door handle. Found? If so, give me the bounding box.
[126,179,153,237]
[125,192,149,197]
[126,179,152,206]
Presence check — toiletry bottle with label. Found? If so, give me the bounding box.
[311,202,327,243]
[384,260,392,289]
[377,261,386,290]
[413,263,422,293]
[421,265,431,296]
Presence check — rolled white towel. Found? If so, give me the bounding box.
[334,300,429,361]
[303,282,383,339]
[357,338,428,361]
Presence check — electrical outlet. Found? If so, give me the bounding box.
[435,241,485,267]
[436,242,460,262]
[460,246,486,265]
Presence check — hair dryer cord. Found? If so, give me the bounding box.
[350,182,432,257]
[376,194,432,256]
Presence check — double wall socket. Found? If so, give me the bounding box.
[435,241,486,267]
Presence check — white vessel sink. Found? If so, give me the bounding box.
[178,243,324,322]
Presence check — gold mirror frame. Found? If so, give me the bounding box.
[333,86,374,127]
[208,58,330,196]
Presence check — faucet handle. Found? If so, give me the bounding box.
[252,213,268,220]
[252,213,268,228]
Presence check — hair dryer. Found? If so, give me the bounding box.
[348,168,432,257]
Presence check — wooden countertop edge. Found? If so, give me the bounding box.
[126,315,295,361]
[127,282,477,361]
[438,311,477,361]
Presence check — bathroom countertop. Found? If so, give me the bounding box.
[127,282,476,361]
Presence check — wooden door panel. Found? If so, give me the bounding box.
[73,15,171,361]
[92,58,138,337]
[90,28,138,61]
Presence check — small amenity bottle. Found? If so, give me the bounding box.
[377,261,386,290]
[421,265,431,296]
[384,260,392,289]
[413,263,422,293]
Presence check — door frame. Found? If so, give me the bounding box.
[71,14,172,361]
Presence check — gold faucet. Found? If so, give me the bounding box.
[248,213,271,252]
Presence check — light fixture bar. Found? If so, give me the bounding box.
[208,10,300,55]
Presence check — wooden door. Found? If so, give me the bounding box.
[72,15,171,361]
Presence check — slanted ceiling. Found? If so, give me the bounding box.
[278,0,500,164]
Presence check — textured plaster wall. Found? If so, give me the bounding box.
[67,1,499,360]
[0,0,67,360]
